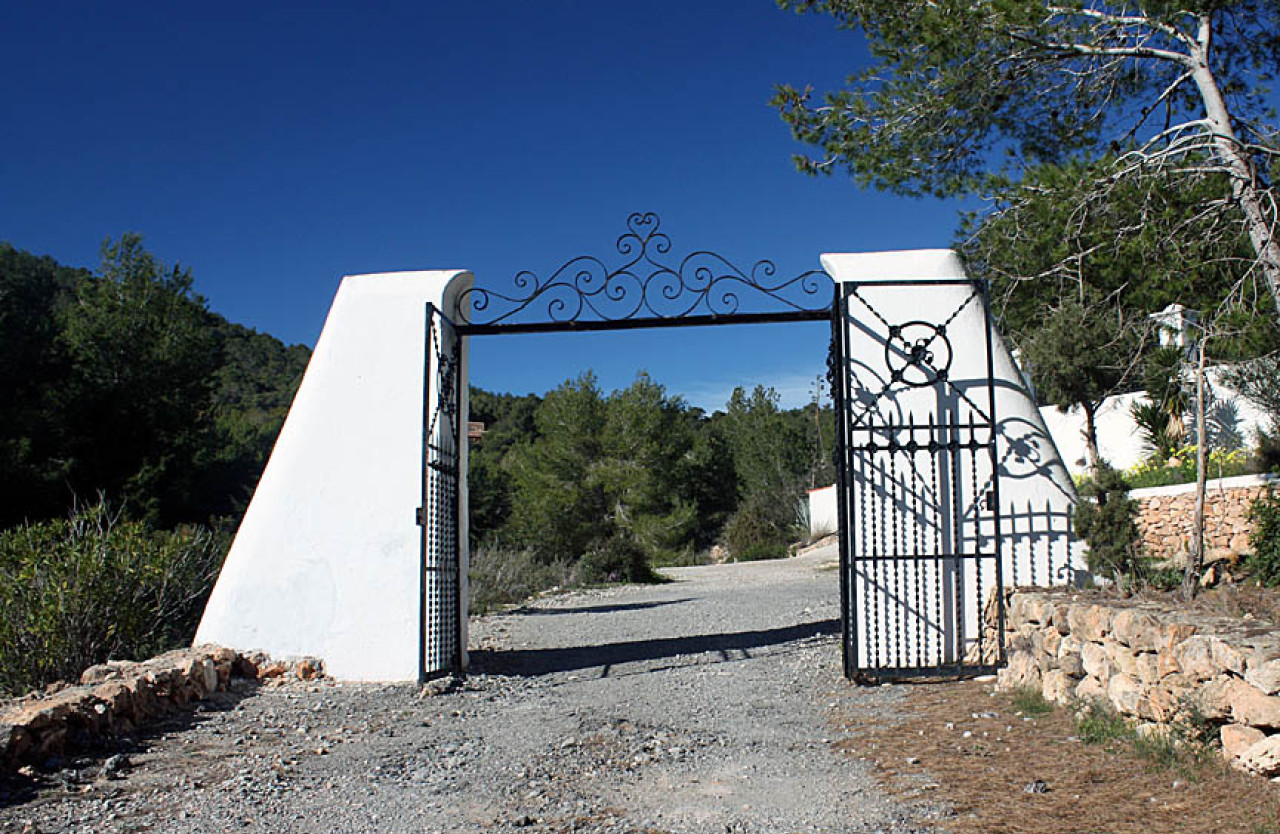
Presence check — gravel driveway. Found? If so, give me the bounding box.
[2,545,926,833]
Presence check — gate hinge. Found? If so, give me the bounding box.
[415,507,425,527]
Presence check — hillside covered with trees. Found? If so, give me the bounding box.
[0,238,310,693]
[0,237,837,689]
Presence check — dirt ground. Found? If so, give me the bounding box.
[837,677,1280,834]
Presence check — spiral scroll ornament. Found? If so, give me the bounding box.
[456,212,832,328]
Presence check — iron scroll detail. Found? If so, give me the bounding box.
[456,212,832,328]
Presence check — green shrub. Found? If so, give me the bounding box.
[1074,698,1135,745]
[467,544,574,614]
[1009,686,1054,716]
[0,499,225,695]
[720,488,798,562]
[1136,564,1185,591]
[1246,490,1280,587]
[1256,428,1280,475]
[1124,444,1254,489]
[1071,465,1143,582]
[574,534,658,585]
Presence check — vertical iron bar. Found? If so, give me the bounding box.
[980,282,1006,666]
[830,285,855,679]
[451,320,465,676]
[418,303,436,684]
[967,417,979,669]
[930,429,943,667]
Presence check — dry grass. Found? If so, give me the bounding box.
[835,678,1280,834]
[1164,581,1280,625]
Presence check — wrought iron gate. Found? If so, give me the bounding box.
[417,212,1012,684]
[831,278,1005,681]
[420,303,464,681]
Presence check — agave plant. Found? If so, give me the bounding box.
[1130,399,1185,461]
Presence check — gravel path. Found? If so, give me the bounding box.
[2,545,927,833]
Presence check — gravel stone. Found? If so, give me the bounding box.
[0,545,928,832]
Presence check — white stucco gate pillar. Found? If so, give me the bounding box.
[195,270,473,682]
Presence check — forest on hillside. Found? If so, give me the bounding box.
[0,239,835,690]
[0,239,311,693]
[467,376,835,608]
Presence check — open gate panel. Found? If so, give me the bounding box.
[832,279,1005,681]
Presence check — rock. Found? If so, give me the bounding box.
[1040,627,1062,658]
[1111,610,1161,651]
[0,724,34,766]
[1041,669,1077,704]
[1171,636,1219,682]
[1023,779,1049,794]
[1134,653,1160,685]
[1195,676,1241,721]
[1017,594,1053,626]
[1221,725,1266,761]
[1075,676,1107,702]
[1147,674,1193,723]
[295,658,324,681]
[1067,604,1111,643]
[1238,735,1280,777]
[1081,642,1111,682]
[91,681,134,727]
[1051,604,1070,635]
[1107,673,1145,718]
[1211,638,1247,677]
[101,754,130,780]
[1058,635,1085,678]
[1246,657,1280,696]
[257,661,288,679]
[1231,683,1280,730]
[1104,639,1141,678]
[1003,651,1042,690]
[80,661,134,685]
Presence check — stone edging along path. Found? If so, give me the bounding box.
[0,646,323,770]
[992,589,1280,778]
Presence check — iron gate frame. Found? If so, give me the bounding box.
[417,212,1007,683]
[419,303,465,682]
[831,277,1006,682]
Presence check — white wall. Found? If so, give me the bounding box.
[807,485,838,536]
[822,250,1085,674]
[195,270,472,681]
[1037,370,1271,476]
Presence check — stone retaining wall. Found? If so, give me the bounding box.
[0,646,322,770]
[994,590,1280,777]
[1133,474,1274,563]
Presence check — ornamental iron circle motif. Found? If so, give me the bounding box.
[457,212,832,327]
[885,321,952,388]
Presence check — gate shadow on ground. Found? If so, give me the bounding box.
[471,618,839,678]
[513,598,695,616]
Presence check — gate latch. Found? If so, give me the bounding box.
[415,507,425,527]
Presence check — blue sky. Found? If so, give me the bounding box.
[1,2,970,411]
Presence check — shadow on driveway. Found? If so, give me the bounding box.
[471,618,839,678]
[513,598,696,617]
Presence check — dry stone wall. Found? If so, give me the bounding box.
[0,645,322,770]
[994,589,1280,778]
[1133,475,1273,564]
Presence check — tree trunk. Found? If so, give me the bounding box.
[1180,339,1209,601]
[1082,401,1102,474]
[1188,24,1280,317]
